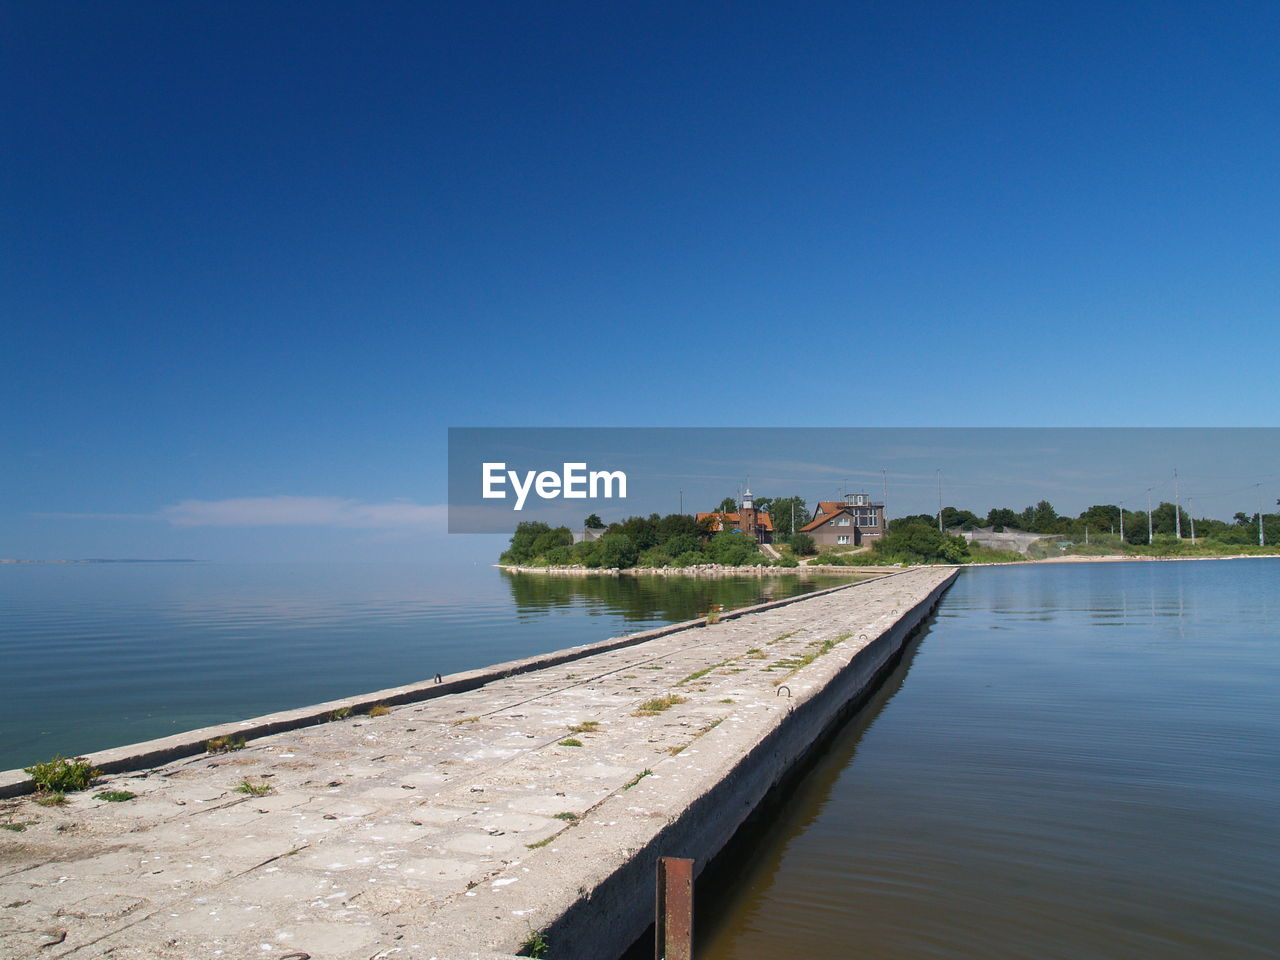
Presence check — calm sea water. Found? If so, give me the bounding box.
[697,558,1280,960]
[0,562,854,772]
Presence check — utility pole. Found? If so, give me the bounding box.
[936,469,943,533]
[1119,502,1125,544]
[1147,487,1154,544]
[1259,484,1265,546]
[1174,468,1182,539]
[882,468,888,527]
[791,499,795,538]
[1188,497,1196,545]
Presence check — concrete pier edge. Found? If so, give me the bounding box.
[510,568,958,960]
[0,571,903,799]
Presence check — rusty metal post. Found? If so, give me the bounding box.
[655,856,694,960]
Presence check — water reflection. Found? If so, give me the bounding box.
[698,559,1280,960]
[501,571,861,624]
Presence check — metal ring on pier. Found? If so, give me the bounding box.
[776,685,791,698]
[859,634,867,641]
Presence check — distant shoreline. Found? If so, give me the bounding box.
[972,552,1280,566]
[0,558,199,564]
[499,553,1279,577]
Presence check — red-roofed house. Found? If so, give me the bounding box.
[696,488,774,545]
[800,493,884,548]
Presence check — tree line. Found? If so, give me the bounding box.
[501,495,1280,569]
[896,500,1280,547]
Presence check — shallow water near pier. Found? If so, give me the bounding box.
[0,562,855,771]
[697,558,1280,960]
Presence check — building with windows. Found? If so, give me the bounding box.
[799,493,884,548]
[696,488,774,545]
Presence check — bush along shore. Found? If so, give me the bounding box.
[497,562,892,577]
[499,515,1024,573]
[499,506,1280,576]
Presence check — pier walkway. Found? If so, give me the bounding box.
[0,567,956,960]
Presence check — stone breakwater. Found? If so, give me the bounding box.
[0,567,957,960]
[498,562,896,577]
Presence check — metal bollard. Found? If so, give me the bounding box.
[655,856,694,960]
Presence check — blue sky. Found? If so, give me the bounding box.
[3,3,1278,560]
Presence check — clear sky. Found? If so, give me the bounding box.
[3,3,1278,560]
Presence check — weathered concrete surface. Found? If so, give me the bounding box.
[0,567,955,960]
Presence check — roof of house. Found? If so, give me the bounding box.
[696,511,774,532]
[799,507,852,532]
[799,502,880,532]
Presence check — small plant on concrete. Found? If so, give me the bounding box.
[327,707,352,721]
[35,792,67,807]
[94,790,136,803]
[553,811,579,822]
[632,694,687,717]
[1,821,32,832]
[705,604,722,624]
[566,720,599,734]
[623,769,652,790]
[558,738,583,748]
[678,659,729,685]
[519,926,550,959]
[233,778,271,796]
[206,736,246,753]
[366,704,390,717]
[772,633,849,683]
[24,755,98,793]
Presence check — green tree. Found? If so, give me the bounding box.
[655,513,700,545]
[940,507,981,530]
[986,507,1020,529]
[874,521,969,563]
[499,522,555,568]
[1077,504,1121,533]
[664,533,702,557]
[1023,500,1060,533]
[584,513,605,529]
[768,496,808,538]
[1150,501,1190,537]
[787,533,817,556]
[610,514,660,551]
[890,513,938,531]
[716,496,737,513]
[596,533,639,569]
[707,531,764,566]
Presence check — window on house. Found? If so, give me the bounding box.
[837,535,850,544]
[838,517,851,526]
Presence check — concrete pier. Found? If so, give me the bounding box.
[0,567,956,960]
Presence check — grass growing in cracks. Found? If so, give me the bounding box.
[94,790,137,803]
[632,694,687,717]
